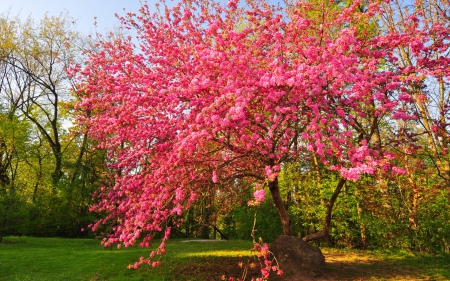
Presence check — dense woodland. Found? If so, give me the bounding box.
[0,0,449,256]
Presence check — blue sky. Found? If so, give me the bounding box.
[2,0,143,34]
[2,0,282,35]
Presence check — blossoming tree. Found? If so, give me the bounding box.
[71,0,448,272]
[379,0,450,206]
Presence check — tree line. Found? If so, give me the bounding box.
[0,13,106,241]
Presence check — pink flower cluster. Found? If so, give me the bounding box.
[252,242,283,280]
[249,189,266,206]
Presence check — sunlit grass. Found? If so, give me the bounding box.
[178,249,254,258]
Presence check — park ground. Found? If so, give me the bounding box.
[0,237,449,281]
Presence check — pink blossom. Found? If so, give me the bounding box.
[212,170,218,183]
[392,167,407,175]
[261,268,269,278]
[398,93,412,102]
[253,189,266,203]
[383,152,395,160]
[340,168,360,181]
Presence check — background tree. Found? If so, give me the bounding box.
[0,111,30,242]
[372,0,450,250]
[4,13,81,186]
[0,12,106,238]
[378,0,450,195]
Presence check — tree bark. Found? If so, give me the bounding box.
[303,177,346,242]
[355,189,367,249]
[269,177,293,236]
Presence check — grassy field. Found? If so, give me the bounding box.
[0,236,449,281]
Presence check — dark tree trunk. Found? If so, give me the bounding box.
[201,186,212,239]
[69,133,88,186]
[303,178,346,242]
[269,177,293,236]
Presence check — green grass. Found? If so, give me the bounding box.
[0,237,255,281]
[1,237,449,281]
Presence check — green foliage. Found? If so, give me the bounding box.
[225,196,283,242]
[276,160,450,253]
[278,162,331,238]
[329,185,362,248]
[0,12,106,239]
[414,190,450,253]
[0,113,31,240]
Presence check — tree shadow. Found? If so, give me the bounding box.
[171,256,265,281]
[280,252,450,281]
[168,252,450,281]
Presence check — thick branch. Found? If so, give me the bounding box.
[269,177,293,236]
[303,177,346,243]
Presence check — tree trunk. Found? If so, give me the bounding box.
[355,189,367,249]
[201,184,212,239]
[303,178,346,242]
[269,177,293,236]
[69,133,88,186]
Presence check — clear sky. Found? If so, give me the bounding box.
[2,0,281,35]
[2,0,143,35]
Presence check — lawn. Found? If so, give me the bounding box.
[0,237,448,281]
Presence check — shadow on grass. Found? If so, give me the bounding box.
[321,251,450,281]
[171,248,450,281]
[0,237,28,244]
[170,256,285,281]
